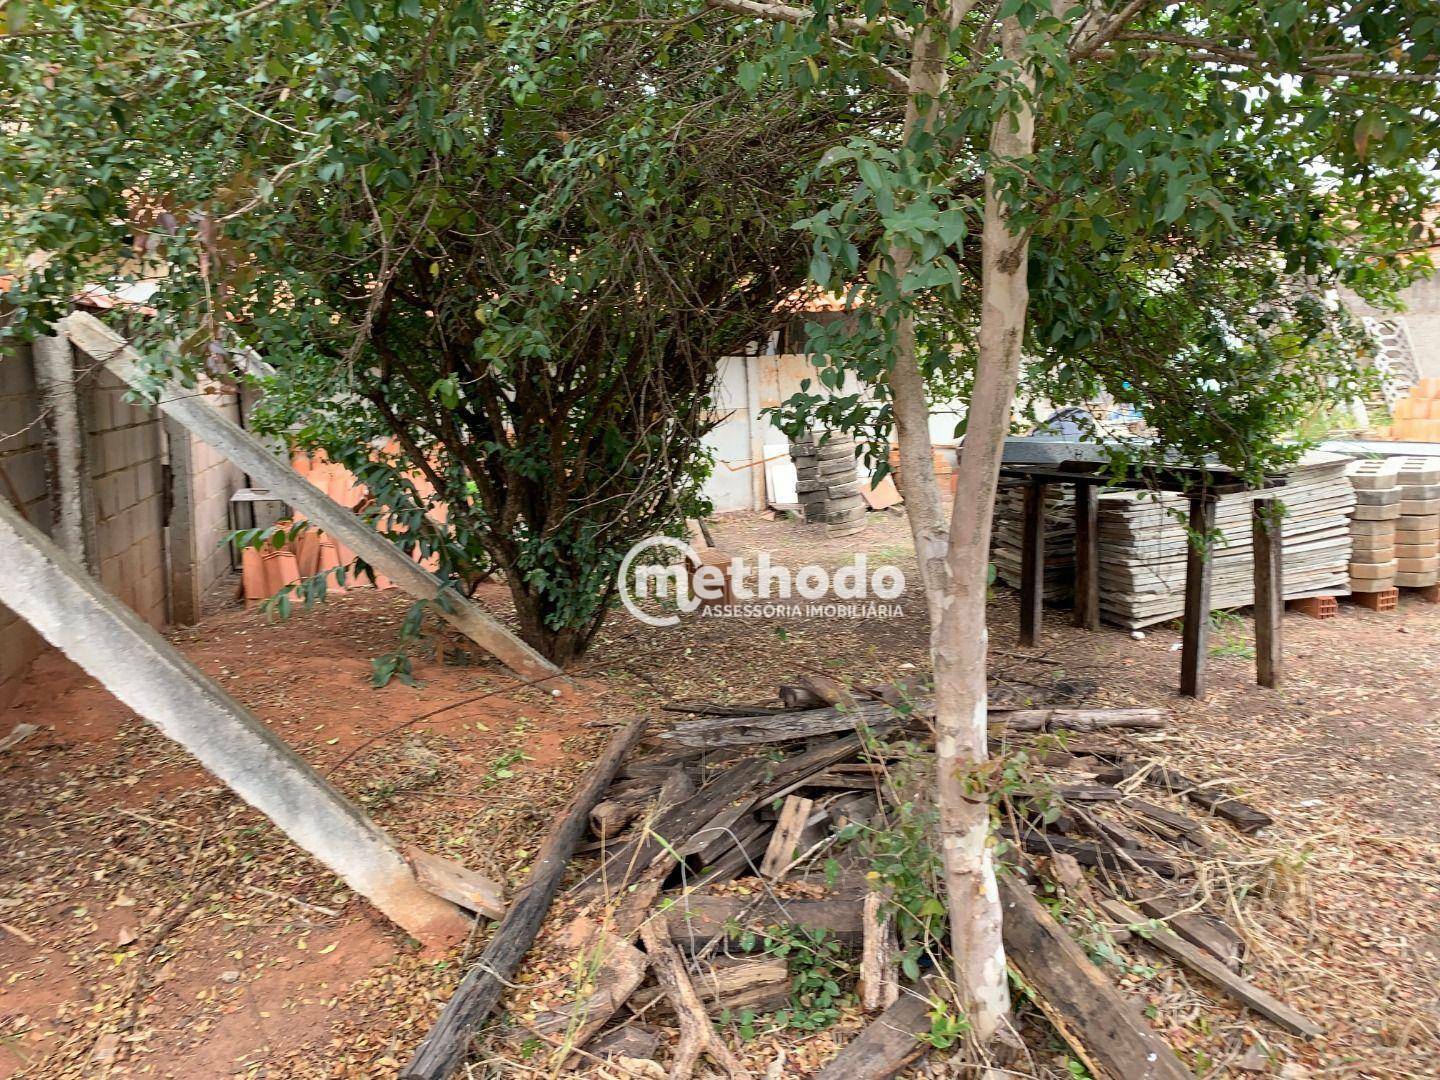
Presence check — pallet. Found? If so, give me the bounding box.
[1287,595,1339,619]
[1349,588,1398,612]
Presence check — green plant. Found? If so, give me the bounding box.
[734,924,856,1033]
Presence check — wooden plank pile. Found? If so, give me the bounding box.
[994,453,1355,629]
[404,676,1322,1078]
[791,432,867,538]
[993,482,1076,603]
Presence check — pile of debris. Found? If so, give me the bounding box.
[404,678,1322,1079]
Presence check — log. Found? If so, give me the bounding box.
[639,919,752,1079]
[1100,765,1274,834]
[1099,899,1321,1038]
[812,982,934,1079]
[691,818,772,887]
[1011,831,1186,878]
[629,957,791,1017]
[401,716,649,1080]
[1000,876,1192,1079]
[1134,897,1244,972]
[989,708,1166,733]
[530,918,648,1047]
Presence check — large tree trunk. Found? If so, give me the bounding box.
[930,15,1034,1043]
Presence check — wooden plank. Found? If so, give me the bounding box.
[859,892,899,1011]
[404,846,506,921]
[1179,495,1216,699]
[665,894,864,951]
[999,876,1193,1080]
[1100,899,1322,1038]
[401,716,649,1079]
[760,795,815,879]
[991,708,1165,733]
[1019,481,1048,647]
[1073,481,1101,630]
[812,983,933,1079]
[1252,498,1284,688]
[530,919,648,1046]
[1134,897,1244,971]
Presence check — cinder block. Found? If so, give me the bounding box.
[1397,516,1440,534]
[1350,518,1396,537]
[1395,569,1440,587]
[1346,458,1401,490]
[1354,487,1402,506]
[1399,498,1440,516]
[1395,543,1439,559]
[1350,545,1394,562]
[1353,502,1402,521]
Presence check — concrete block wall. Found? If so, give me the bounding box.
[188,389,246,597]
[0,344,244,708]
[85,368,169,630]
[0,344,53,708]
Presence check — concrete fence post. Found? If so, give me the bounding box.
[31,330,97,569]
[0,495,470,945]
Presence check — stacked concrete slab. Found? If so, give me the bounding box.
[993,483,1076,604]
[791,432,867,538]
[992,452,1354,629]
[1346,458,1400,598]
[1394,456,1440,590]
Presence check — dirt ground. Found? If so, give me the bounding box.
[1,508,1438,1077]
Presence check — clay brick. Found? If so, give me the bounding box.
[1350,588,1398,612]
[1288,595,1338,619]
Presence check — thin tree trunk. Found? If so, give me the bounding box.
[930,15,1034,1043]
[885,3,969,619]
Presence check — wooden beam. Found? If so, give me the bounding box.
[999,876,1192,1079]
[59,311,564,688]
[1179,494,1216,699]
[1072,481,1100,630]
[1018,480,1047,647]
[1252,497,1283,689]
[402,716,648,1079]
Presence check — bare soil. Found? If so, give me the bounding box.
[1,508,1437,1077]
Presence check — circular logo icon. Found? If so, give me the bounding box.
[618,535,702,627]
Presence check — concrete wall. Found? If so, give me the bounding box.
[0,344,53,707]
[188,389,246,595]
[0,346,243,708]
[86,367,169,629]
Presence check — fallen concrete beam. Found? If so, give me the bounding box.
[0,494,471,945]
[59,312,562,686]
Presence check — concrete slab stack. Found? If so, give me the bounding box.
[1393,456,1440,591]
[1345,458,1401,604]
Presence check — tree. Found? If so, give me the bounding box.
[0,0,860,664]
[707,0,1438,1043]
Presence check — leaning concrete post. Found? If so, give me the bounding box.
[0,495,470,945]
[58,312,563,686]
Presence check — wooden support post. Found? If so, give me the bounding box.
[1072,482,1100,630]
[1252,497,1283,689]
[1018,480,1046,647]
[0,497,469,945]
[60,311,563,687]
[1179,494,1216,699]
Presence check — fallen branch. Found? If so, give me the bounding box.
[401,715,649,1080]
[639,918,752,1079]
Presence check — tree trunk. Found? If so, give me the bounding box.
[930,15,1034,1043]
[885,6,961,620]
